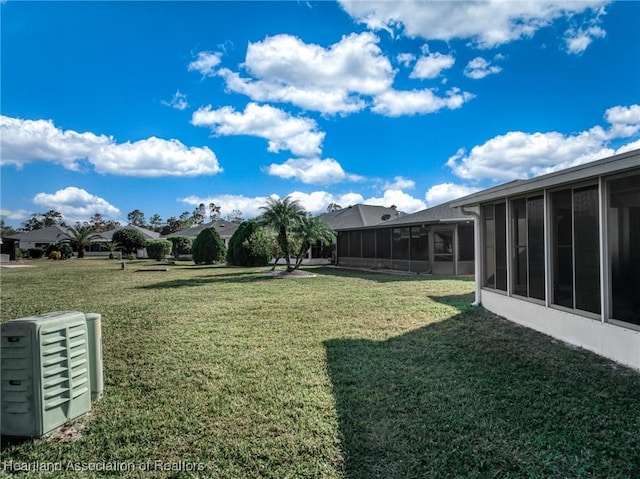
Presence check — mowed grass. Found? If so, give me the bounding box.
[1,259,639,478]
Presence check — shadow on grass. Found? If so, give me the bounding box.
[325,311,640,479]
[137,270,281,289]
[313,266,475,284]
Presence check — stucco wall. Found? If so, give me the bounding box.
[481,289,640,370]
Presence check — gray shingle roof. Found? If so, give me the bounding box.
[382,201,468,226]
[9,225,71,242]
[317,204,405,230]
[100,224,161,241]
[164,220,240,239]
[323,202,470,231]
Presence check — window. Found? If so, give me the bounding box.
[495,204,507,290]
[349,230,362,258]
[337,231,349,259]
[376,228,391,259]
[483,205,495,287]
[483,203,507,290]
[551,186,600,314]
[527,197,545,300]
[410,226,429,261]
[392,227,410,260]
[362,230,376,258]
[609,174,640,326]
[458,224,474,261]
[433,230,454,262]
[511,198,528,296]
[573,186,600,313]
[510,196,545,300]
[552,190,574,308]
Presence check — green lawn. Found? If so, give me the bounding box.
[1,259,639,478]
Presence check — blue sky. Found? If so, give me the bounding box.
[2,1,639,227]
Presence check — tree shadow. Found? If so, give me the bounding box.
[313,266,475,284]
[137,270,283,289]
[324,310,640,478]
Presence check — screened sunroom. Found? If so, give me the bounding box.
[452,148,640,370]
[335,203,475,276]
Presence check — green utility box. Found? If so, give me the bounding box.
[1,311,98,437]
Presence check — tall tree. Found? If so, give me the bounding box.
[0,220,18,237]
[127,209,146,227]
[21,210,66,231]
[59,225,103,259]
[192,203,206,225]
[292,215,335,269]
[89,213,106,232]
[258,196,305,272]
[209,202,221,221]
[224,209,244,224]
[149,214,163,231]
[327,203,342,212]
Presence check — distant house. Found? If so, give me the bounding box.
[451,147,640,370]
[100,224,161,242]
[325,203,474,275]
[164,220,240,244]
[9,225,71,252]
[99,224,161,258]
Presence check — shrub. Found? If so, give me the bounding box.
[112,228,147,254]
[48,251,62,260]
[45,242,74,260]
[28,248,44,259]
[168,236,192,259]
[192,227,226,265]
[146,239,172,261]
[227,221,270,266]
[58,243,74,259]
[15,249,23,260]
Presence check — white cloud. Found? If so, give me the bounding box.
[464,57,502,80]
[217,32,393,115]
[0,209,30,221]
[397,52,416,67]
[265,158,364,185]
[161,90,189,110]
[188,51,222,77]
[33,187,120,222]
[425,183,481,207]
[384,176,415,190]
[338,1,610,50]
[191,102,325,157]
[91,137,222,177]
[180,187,427,217]
[180,191,361,218]
[565,25,606,54]
[0,116,110,171]
[446,104,640,182]
[180,193,273,220]
[605,104,640,138]
[364,189,426,213]
[0,115,222,177]
[410,52,455,79]
[372,87,474,117]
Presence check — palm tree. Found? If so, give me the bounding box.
[292,215,335,269]
[59,225,103,259]
[258,196,306,271]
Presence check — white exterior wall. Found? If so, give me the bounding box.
[481,289,640,370]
